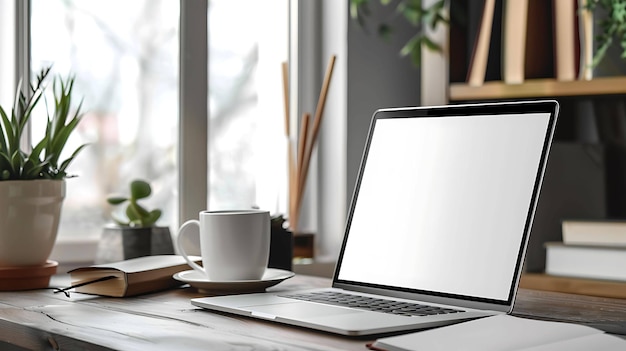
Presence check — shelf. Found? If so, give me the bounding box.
[520,273,626,299]
[449,76,626,101]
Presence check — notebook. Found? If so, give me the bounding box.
[191,100,560,336]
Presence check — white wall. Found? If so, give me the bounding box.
[318,0,348,259]
[316,1,422,259]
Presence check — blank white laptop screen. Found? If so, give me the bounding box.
[337,112,551,301]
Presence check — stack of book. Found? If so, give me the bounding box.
[545,219,626,282]
[522,219,626,298]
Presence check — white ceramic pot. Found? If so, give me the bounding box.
[0,180,65,266]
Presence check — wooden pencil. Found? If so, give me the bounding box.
[282,62,298,226]
[292,112,310,230]
[295,55,336,212]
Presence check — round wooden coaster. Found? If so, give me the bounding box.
[0,260,58,291]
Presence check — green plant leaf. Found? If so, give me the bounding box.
[349,0,449,67]
[22,159,39,179]
[10,151,22,178]
[378,24,393,40]
[143,209,162,227]
[130,180,152,200]
[111,212,130,226]
[399,4,423,26]
[106,178,163,227]
[126,204,141,222]
[422,35,441,51]
[107,196,128,205]
[47,112,83,168]
[134,202,150,218]
[350,0,370,22]
[0,107,16,155]
[58,143,89,174]
[0,153,13,179]
[0,66,86,181]
[0,107,10,153]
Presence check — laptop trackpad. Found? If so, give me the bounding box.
[243,302,361,319]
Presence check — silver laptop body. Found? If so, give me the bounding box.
[192,100,560,336]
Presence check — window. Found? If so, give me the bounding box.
[0,1,16,107]
[208,0,289,212]
[31,0,180,248]
[20,0,289,263]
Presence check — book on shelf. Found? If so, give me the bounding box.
[67,255,199,297]
[367,314,626,351]
[545,242,626,281]
[524,0,555,80]
[484,0,503,82]
[448,1,469,83]
[501,0,528,84]
[553,0,579,81]
[578,0,593,80]
[562,219,626,246]
[466,0,496,86]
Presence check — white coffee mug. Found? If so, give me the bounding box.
[176,210,270,281]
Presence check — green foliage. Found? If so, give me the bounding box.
[107,179,162,227]
[352,0,626,69]
[350,0,448,67]
[585,0,626,67]
[0,67,87,180]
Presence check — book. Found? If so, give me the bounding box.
[524,0,554,79]
[484,0,503,82]
[578,0,593,80]
[448,0,469,83]
[502,0,528,84]
[68,255,199,297]
[562,219,626,246]
[466,0,496,86]
[553,0,578,81]
[545,242,626,281]
[368,314,626,351]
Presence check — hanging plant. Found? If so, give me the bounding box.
[350,0,449,67]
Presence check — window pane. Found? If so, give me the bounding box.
[0,1,15,107]
[208,0,289,214]
[31,0,180,238]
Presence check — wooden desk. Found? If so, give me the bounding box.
[1,274,625,350]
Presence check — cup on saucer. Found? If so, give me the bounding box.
[176,210,270,281]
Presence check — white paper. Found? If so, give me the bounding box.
[373,315,626,351]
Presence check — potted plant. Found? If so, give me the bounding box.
[0,67,86,269]
[96,179,174,263]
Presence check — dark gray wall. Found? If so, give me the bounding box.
[346,3,422,203]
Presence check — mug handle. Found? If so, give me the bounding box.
[176,220,205,275]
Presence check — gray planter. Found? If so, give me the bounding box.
[96,225,174,264]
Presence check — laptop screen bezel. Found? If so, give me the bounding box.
[332,100,559,313]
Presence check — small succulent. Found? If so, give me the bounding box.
[107,179,162,227]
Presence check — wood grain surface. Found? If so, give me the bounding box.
[0,274,625,350]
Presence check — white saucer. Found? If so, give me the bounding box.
[173,268,295,293]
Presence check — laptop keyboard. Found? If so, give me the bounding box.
[280,291,464,317]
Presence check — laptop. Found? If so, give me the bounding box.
[192,100,560,336]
